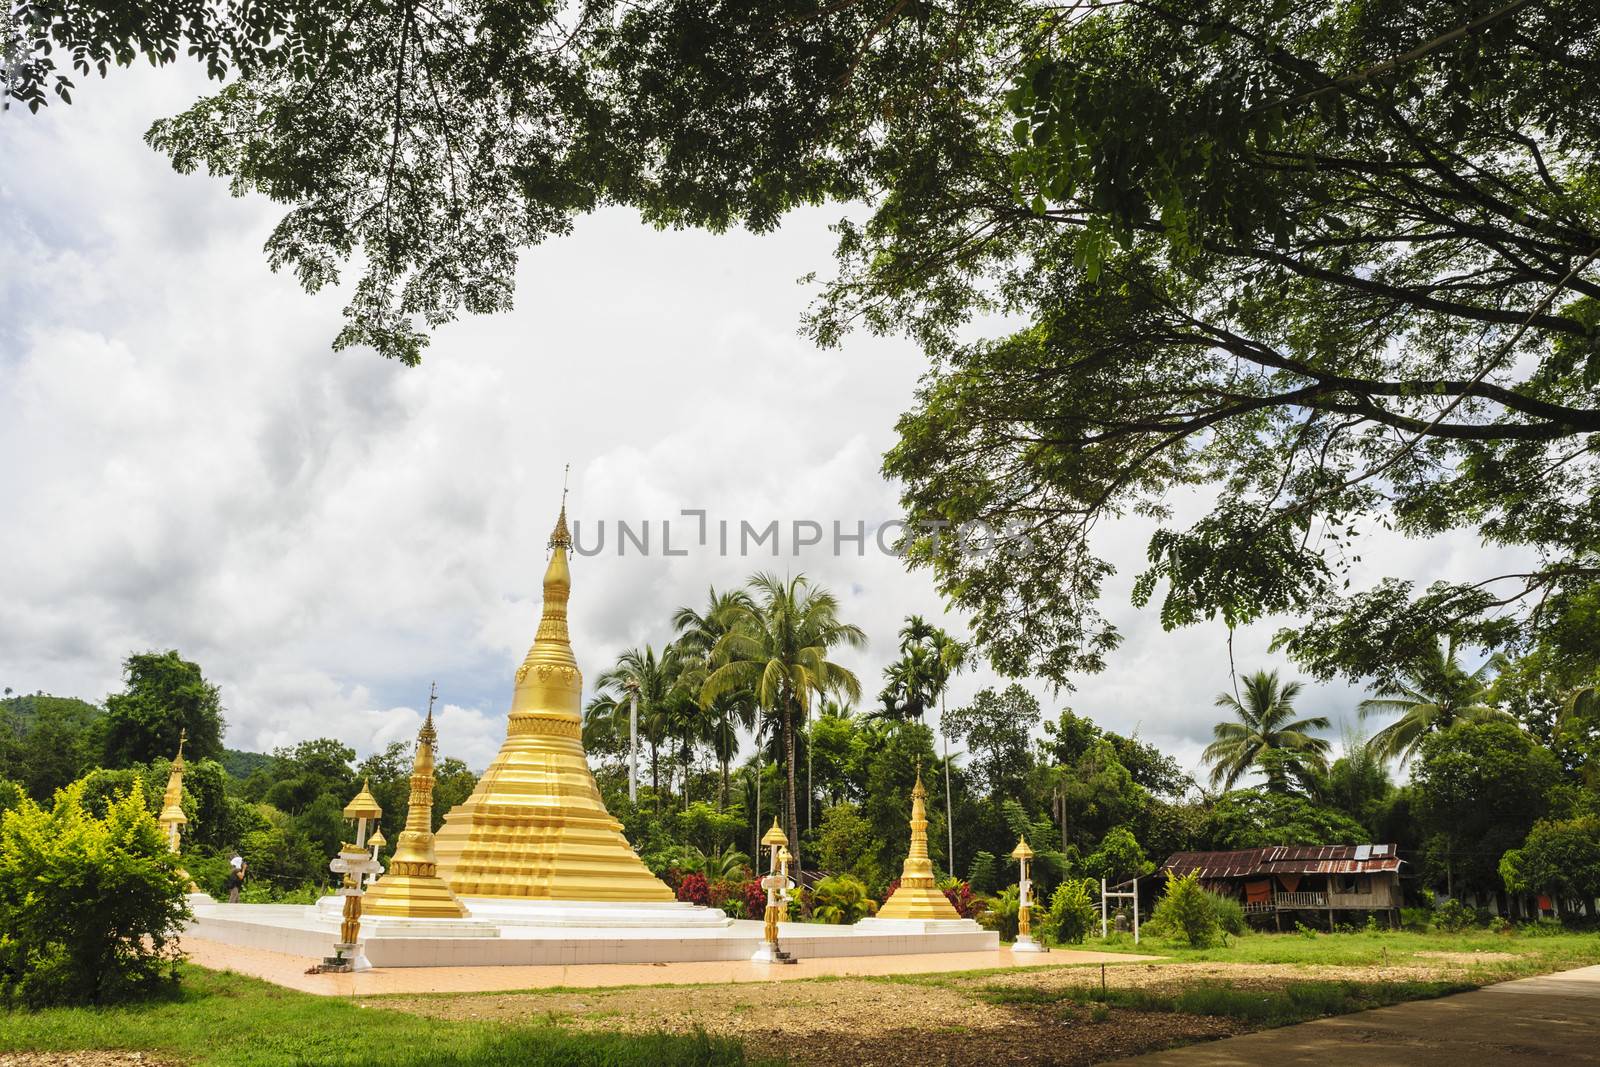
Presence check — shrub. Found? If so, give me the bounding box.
[980,885,1021,941]
[1399,906,1433,932]
[708,877,748,919]
[675,872,709,906]
[1045,877,1097,945]
[1432,897,1474,932]
[742,877,767,919]
[966,851,998,893]
[0,780,189,1006]
[1150,871,1219,947]
[811,874,876,924]
[942,880,980,919]
[1205,890,1247,937]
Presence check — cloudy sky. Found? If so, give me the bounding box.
[1,65,1509,777]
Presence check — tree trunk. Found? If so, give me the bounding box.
[651,738,660,811]
[942,692,954,876]
[783,693,805,909]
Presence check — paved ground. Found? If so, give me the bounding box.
[1114,965,1600,1065]
[183,935,1158,995]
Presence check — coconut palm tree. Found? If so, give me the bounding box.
[1359,638,1510,766]
[673,586,758,809]
[593,644,682,808]
[1204,669,1331,791]
[702,572,865,885]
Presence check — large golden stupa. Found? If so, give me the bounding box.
[875,767,961,921]
[432,507,674,902]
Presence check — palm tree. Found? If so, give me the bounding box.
[593,644,682,808]
[1359,638,1510,765]
[927,627,970,873]
[673,586,758,809]
[702,572,866,886]
[1204,669,1331,791]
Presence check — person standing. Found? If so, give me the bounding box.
[226,851,246,903]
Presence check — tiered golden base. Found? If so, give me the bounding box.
[364,864,468,919]
[434,711,673,901]
[877,882,961,921]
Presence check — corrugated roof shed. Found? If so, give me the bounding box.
[1162,845,1403,878]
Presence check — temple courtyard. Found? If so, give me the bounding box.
[5,932,1598,1066]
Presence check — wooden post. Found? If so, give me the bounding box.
[1101,876,1109,939]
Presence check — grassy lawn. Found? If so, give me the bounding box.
[1086,926,1600,977]
[0,965,767,1067]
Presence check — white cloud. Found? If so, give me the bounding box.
[0,65,1523,778]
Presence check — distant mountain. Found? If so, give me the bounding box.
[0,693,102,733]
[220,747,277,779]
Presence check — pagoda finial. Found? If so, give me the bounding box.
[420,682,438,747]
[549,466,572,551]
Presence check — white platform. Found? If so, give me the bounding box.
[186,900,998,967]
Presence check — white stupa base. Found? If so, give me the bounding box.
[749,941,781,963]
[186,892,218,907]
[186,900,999,968]
[459,897,734,929]
[1012,933,1044,953]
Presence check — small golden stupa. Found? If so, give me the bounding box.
[157,731,199,892]
[364,705,468,919]
[432,506,673,902]
[876,766,961,921]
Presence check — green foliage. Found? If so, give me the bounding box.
[1044,878,1097,945]
[1500,818,1600,903]
[1432,899,1475,934]
[1205,790,1369,849]
[815,802,882,891]
[0,780,188,1006]
[1080,827,1153,884]
[809,874,876,925]
[966,850,998,894]
[1413,721,1562,895]
[1150,872,1219,947]
[981,885,1021,942]
[101,651,224,767]
[943,685,1038,796]
[0,695,103,800]
[1204,671,1329,792]
[1205,891,1247,938]
[0,964,760,1066]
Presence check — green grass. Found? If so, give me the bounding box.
[1088,927,1600,975]
[982,977,1473,1027]
[0,966,767,1067]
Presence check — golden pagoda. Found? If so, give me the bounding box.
[157,731,199,892]
[876,767,961,921]
[432,506,674,902]
[364,705,469,919]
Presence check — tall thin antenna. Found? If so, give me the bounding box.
[426,681,438,721]
[561,462,570,508]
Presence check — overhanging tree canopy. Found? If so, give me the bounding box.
[11,0,1599,683]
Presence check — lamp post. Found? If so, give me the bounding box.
[1012,836,1041,953]
[752,817,795,963]
[324,781,384,972]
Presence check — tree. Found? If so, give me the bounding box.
[815,801,880,891]
[101,651,225,767]
[1080,826,1153,885]
[592,645,682,805]
[1412,720,1561,898]
[0,780,188,1006]
[673,587,759,809]
[1203,790,1368,850]
[1151,871,1219,948]
[1203,670,1329,791]
[32,2,1600,687]
[702,573,865,885]
[1359,638,1510,765]
[1500,818,1600,911]
[0,694,103,799]
[942,684,1037,799]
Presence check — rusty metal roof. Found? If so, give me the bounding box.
[1162,845,1403,879]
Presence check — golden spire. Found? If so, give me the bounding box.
[876,764,960,921]
[433,497,674,902]
[365,684,468,919]
[158,729,188,844]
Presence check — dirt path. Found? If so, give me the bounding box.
[1110,965,1600,1066]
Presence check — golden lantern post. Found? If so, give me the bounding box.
[324,780,384,972]
[753,817,795,963]
[156,730,205,897]
[1011,836,1042,953]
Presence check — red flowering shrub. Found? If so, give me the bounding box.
[743,877,767,918]
[943,881,978,918]
[708,877,748,918]
[882,878,899,902]
[676,872,709,906]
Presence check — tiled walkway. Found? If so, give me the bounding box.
[182,935,1158,996]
